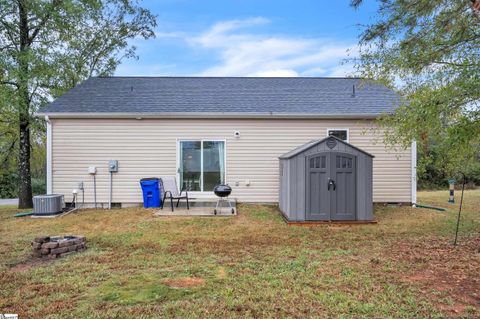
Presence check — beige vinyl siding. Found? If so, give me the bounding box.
[51,118,412,204]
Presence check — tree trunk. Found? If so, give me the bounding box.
[17,0,33,209]
[18,114,33,208]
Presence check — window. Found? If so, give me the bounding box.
[309,155,326,169]
[178,140,225,192]
[336,155,353,169]
[327,129,349,142]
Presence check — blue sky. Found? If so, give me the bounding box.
[116,0,379,77]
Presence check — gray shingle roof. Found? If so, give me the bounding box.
[38,76,400,117]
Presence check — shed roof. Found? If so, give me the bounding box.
[279,136,375,159]
[37,77,400,118]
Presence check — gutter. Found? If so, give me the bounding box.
[35,112,381,120]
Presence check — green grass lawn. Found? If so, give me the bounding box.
[1,190,479,318]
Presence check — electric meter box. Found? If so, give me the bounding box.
[108,160,118,172]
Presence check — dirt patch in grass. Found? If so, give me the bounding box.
[387,236,480,317]
[163,277,205,289]
[438,303,470,316]
[8,256,54,272]
[35,298,79,318]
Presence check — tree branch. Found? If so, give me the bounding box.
[432,61,478,68]
[28,81,40,103]
[0,81,19,88]
[0,20,19,49]
[0,44,17,51]
[28,0,62,44]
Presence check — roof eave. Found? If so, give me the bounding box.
[35,112,382,120]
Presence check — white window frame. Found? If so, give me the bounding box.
[176,139,227,194]
[326,128,349,143]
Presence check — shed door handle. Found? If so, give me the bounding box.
[328,179,336,191]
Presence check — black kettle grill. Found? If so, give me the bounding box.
[213,184,234,215]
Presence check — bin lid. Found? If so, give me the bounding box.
[140,177,159,182]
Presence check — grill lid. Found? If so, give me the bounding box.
[213,184,232,197]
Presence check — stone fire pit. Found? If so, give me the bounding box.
[32,235,86,259]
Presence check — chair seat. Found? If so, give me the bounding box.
[160,176,190,212]
[170,195,187,199]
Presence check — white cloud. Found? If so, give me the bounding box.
[189,17,358,77]
[251,69,299,77]
[197,17,270,47]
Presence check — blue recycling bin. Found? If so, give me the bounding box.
[140,177,162,208]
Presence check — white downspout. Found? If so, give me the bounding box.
[109,171,112,210]
[411,140,417,206]
[45,116,53,194]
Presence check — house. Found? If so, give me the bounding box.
[37,77,416,208]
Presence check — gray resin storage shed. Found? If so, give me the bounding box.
[279,136,374,222]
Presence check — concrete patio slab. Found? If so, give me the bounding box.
[154,200,237,217]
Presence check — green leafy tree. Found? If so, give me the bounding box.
[0,0,156,208]
[351,0,480,179]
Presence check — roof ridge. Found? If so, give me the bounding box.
[95,76,365,80]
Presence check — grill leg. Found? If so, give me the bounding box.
[214,198,222,215]
[226,197,235,214]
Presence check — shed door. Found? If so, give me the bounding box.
[330,153,356,221]
[306,152,356,221]
[306,153,330,220]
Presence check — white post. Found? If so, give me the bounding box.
[45,116,53,194]
[411,140,417,205]
[109,172,112,210]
